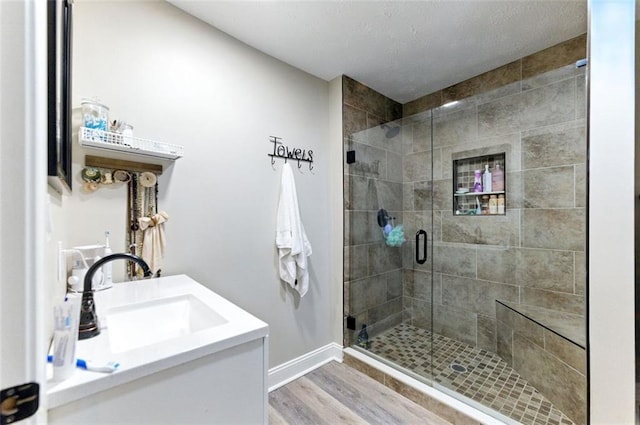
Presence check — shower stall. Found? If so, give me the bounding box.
[343,39,587,425]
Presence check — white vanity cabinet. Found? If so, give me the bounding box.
[47,275,269,424]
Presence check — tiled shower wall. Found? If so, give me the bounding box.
[343,35,587,352]
[343,76,404,345]
[401,35,587,352]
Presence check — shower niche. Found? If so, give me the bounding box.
[453,153,506,216]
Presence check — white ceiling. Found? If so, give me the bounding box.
[168,1,588,104]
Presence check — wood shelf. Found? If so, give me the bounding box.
[85,155,163,174]
[454,190,505,197]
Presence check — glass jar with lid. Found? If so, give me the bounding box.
[81,99,109,132]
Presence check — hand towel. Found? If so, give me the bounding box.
[276,163,312,297]
[138,211,169,275]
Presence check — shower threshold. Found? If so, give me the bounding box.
[356,323,576,425]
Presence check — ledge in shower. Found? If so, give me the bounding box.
[496,300,586,425]
[496,300,585,348]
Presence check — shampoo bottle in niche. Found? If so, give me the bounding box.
[489,195,498,214]
[357,324,370,349]
[482,164,492,193]
[102,231,113,288]
[492,163,504,192]
[473,170,483,192]
[481,195,490,215]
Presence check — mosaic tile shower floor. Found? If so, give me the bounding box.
[366,323,575,425]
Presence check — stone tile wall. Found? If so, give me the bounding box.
[343,33,587,424]
[343,76,404,345]
[401,35,587,352]
[343,35,587,352]
[404,34,587,116]
[496,302,586,424]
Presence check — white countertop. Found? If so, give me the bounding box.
[47,274,268,409]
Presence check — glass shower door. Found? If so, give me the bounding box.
[343,115,406,351]
[397,109,436,383]
[344,107,437,385]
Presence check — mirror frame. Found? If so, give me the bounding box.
[47,0,73,192]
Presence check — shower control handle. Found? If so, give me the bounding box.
[416,229,427,265]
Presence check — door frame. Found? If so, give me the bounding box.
[1,0,48,423]
[587,0,636,422]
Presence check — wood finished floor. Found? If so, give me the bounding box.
[269,361,453,425]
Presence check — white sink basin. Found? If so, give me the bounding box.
[106,294,228,353]
[48,275,269,411]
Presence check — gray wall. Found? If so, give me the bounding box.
[50,0,343,369]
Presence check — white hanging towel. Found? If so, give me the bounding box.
[276,163,312,297]
[138,211,169,275]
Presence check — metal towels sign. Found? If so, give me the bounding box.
[268,136,314,170]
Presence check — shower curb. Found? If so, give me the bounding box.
[343,348,513,425]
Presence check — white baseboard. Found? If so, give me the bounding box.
[268,343,343,392]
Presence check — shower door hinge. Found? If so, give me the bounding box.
[1,382,39,424]
[346,150,356,164]
[346,315,356,330]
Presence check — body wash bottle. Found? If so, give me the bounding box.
[492,163,504,192]
[483,164,492,193]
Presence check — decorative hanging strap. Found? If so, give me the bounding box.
[138,211,169,276]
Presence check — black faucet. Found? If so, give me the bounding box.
[78,253,153,340]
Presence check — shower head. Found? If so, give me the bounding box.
[380,123,400,138]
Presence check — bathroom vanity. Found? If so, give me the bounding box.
[47,275,269,424]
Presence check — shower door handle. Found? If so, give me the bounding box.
[415,229,427,264]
